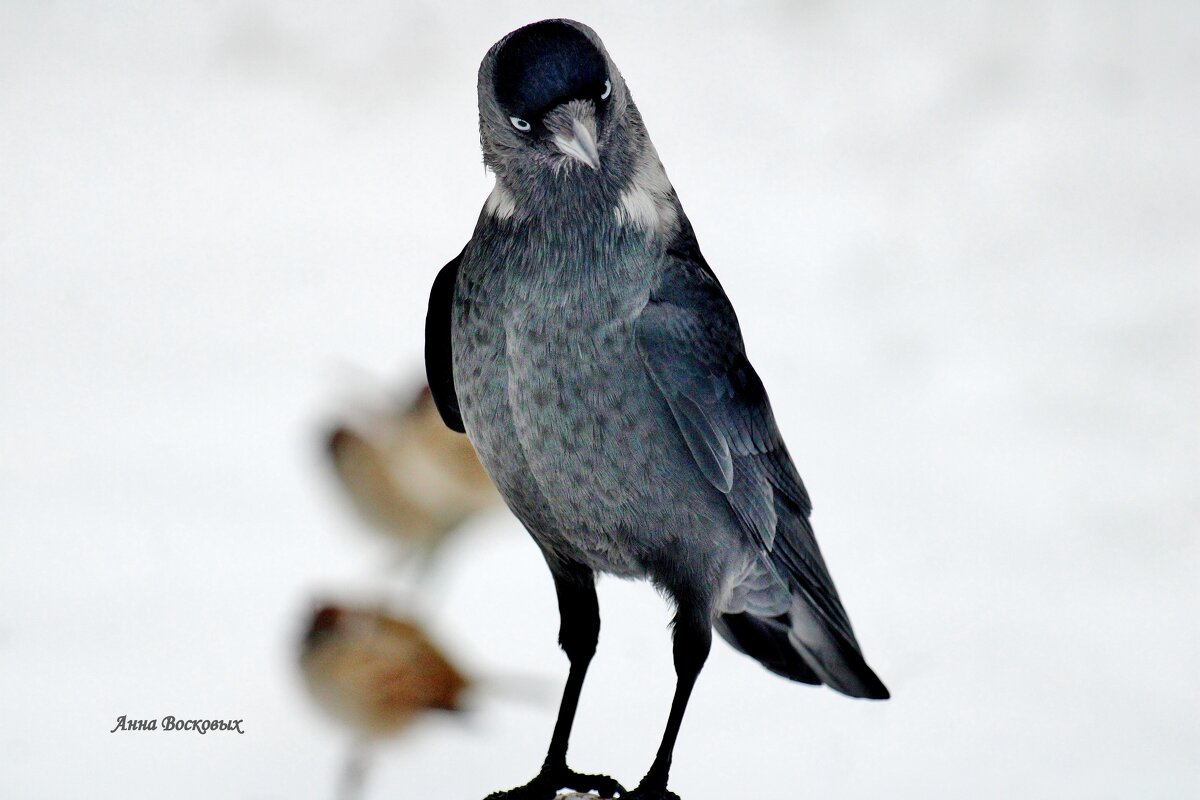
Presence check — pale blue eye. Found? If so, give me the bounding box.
[600,79,612,100]
[510,116,531,131]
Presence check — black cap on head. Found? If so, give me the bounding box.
[493,20,607,118]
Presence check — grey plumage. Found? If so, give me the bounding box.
[426,18,886,799]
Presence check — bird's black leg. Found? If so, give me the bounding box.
[484,562,626,800]
[627,599,712,800]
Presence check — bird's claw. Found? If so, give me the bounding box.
[484,766,627,800]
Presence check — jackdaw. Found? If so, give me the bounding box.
[424,19,888,800]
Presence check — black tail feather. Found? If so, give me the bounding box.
[714,612,821,685]
[782,593,890,699]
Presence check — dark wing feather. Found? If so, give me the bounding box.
[424,248,466,434]
[634,245,859,648]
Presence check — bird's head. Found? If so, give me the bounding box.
[477,20,644,195]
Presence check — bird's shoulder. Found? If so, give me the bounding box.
[640,223,747,370]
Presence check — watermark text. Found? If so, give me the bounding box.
[110,715,244,734]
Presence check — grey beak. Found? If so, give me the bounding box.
[553,115,601,171]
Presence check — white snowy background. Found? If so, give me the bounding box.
[1,1,1197,798]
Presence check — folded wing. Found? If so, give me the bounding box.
[635,241,887,699]
[425,247,467,434]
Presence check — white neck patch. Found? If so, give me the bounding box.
[484,181,517,220]
[615,144,678,239]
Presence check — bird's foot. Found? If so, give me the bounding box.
[483,765,626,800]
[619,786,676,800]
[622,788,679,800]
[622,776,680,800]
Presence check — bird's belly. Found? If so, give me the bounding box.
[456,301,700,574]
[511,316,680,562]
[508,318,670,503]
